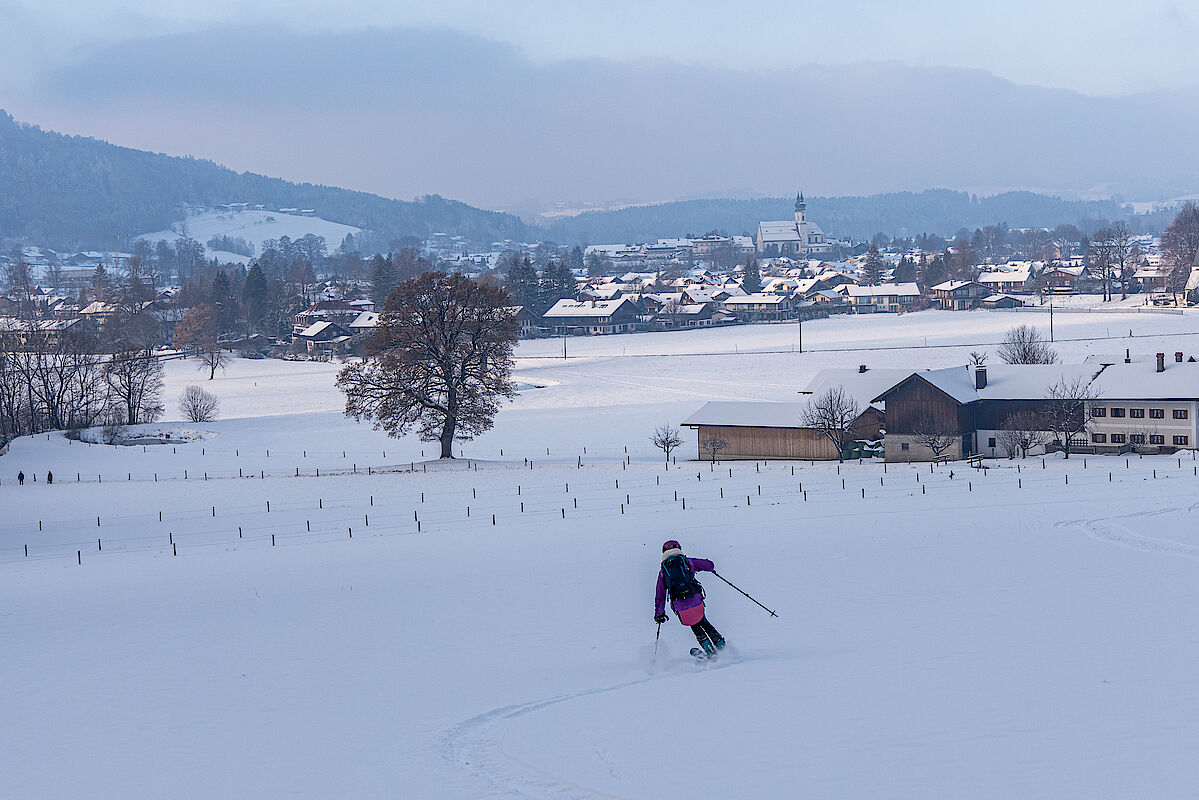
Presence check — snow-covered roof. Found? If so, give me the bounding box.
[681,401,809,429]
[297,320,349,338]
[801,368,915,412]
[757,221,801,243]
[978,269,1031,284]
[843,283,921,298]
[721,293,789,306]
[1090,360,1199,400]
[873,364,1105,404]
[931,280,976,291]
[349,312,378,329]
[543,298,637,318]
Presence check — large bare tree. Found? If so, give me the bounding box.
[337,272,517,459]
[997,324,1058,364]
[104,348,164,425]
[1162,202,1199,303]
[1044,377,1098,459]
[801,386,860,463]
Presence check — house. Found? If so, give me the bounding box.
[1085,352,1199,452]
[292,300,363,334]
[349,311,379,334]
[982,294,1025,309]
[720,293,794,321]
[542,297,643,335]
[654,302,719,329]
[931,280,989,310]
[295,320,353,355]
[978,267,1033,294]
[1042,264,1085,293]
[1133,268,1168,292]
[502,306,538,337]
[870,362,1128,461]
[841,283,922,314]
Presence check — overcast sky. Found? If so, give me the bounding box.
[4,0,1197,96]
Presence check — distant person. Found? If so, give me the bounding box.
[45,471,52,485]
[654,539,726,658]
[17,471,24,485]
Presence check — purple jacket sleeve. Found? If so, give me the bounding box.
[654,570,666,616]
[688,557,715,573]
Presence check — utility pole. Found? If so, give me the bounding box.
[1049,298,1054,342]
[797,312,803,353]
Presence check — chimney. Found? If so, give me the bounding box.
[1176,352,1184,363]
[1125,348,1131,364]
[975,365,987,389]
[1157,353,1165,373]
[859,364,868,373]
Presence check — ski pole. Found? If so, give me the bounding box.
[711,570,778,617]
[654,621,662,655]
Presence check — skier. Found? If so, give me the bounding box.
[654,539,726,658]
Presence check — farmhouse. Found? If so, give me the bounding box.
[542,297,642,335]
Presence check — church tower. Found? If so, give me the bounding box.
[794,191,808,255]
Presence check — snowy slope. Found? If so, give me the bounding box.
[4,310,1199,798]
[138,209,361,263]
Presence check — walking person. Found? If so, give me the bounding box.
[17,471,24,485]
[654,539,726,658]
[45,471,52,485]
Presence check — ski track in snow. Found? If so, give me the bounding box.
[442,655,744,799]
[1061,502,1199,561]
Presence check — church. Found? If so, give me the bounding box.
[756,193,830,256]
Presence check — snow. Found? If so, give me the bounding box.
[681,400,809,428]
[6,309,1199,797]
[138,209,361,260]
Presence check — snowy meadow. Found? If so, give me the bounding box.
[5,308,1199,798]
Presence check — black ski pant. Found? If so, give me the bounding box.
[690,616,723,647]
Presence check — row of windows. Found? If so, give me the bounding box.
[1091,407,1188,420]
[1091,433,1189,446]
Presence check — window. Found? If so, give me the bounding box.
[1174,436,1190,446]
[1129,408,1145,419]
[901,442,909,451]
[988,437,996,448]
[1150,408,1165,419]
[1110,408,1125,418]
[1130,434,1145,444]
[1110,433,1125,444]
[1091,407,1107,417]
[1150,434,1165,445]
[1092,433,1107,443]
[1173,409,1189,420]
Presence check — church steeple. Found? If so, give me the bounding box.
[794,191,805,213]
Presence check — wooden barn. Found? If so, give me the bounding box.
[681,400,884,461]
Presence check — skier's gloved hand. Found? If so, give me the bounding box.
[654,613,668,624]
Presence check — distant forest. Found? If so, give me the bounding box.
[0,110,1158,255]
[543,190,1137,245]
[0,110,531,251]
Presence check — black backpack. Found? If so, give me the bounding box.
[661,554,703,601]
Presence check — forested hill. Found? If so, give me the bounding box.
[0,110,532,250]
[543,190,1133,244]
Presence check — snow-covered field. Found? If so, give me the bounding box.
[5,308,1199,798]
[139,209,361,263]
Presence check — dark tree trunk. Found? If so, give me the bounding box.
[439,415,456,458]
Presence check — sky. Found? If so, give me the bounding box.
[2,1,1198,210]
[4,0,1197,96]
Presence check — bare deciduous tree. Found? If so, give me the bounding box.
[179,385,220,422]
[1044,377,1099,459]
[174,303,229,380]
[997,324,1058,364]
[337,272,517,459]
[700,433,728,463]
[651,424,684,467]
[911,411,958,460]
[801,386,860,463]
[104,348,164,425]
[996,409,1051,458]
